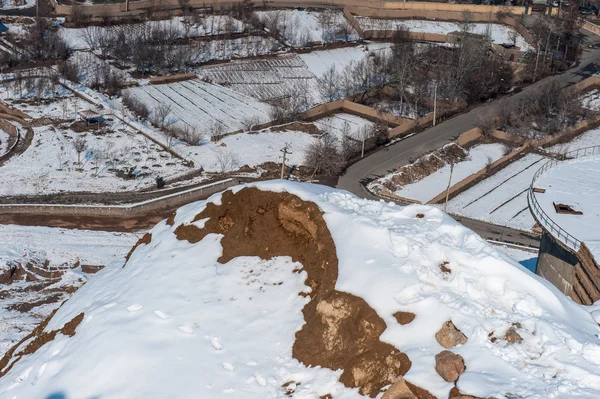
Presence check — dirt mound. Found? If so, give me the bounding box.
[171,187,412,397]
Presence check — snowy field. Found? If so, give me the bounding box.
[357,18,533,51]
[581,88,600,111]
[125,79,273,133]
[549,128,600,154]
[3,181,600,398]
[174,127,316,172]
[198,55,318,102]
[380,144,508,204]
[299,42,392,78]
[315,112,375,140]
[256,10,358,47]
[0,224,137,356]
[0,128,10,156]
[0,123,189,196]
[447,153,547,231]
[534,156,600,260]
[59,16,245,51]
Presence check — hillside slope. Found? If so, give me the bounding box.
[1,181,599,399]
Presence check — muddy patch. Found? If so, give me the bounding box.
[171,187,412,397]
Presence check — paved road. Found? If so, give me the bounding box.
[339,29,600,199]
[337,28,600,247]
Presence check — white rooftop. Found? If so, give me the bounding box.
[534,155,600,261]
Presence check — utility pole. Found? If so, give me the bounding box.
[533,39,541,82]
[444,163,455,213]
[280,143,291,180]
[433,81,438,127]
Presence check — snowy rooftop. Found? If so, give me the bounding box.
[534,155,600,261]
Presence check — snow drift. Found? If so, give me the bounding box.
[1,181,600,399]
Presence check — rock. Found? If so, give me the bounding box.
[504,327,523,344]
[393,311,416,325]
[439,261,452,274]
[435,350,466,382]
[435,321,467,348]
[382,378,418,399]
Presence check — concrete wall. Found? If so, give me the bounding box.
[456,127,482,146]
[0,178,238,218]
[536,231,578,300]
[55,0,529,17]
[536,230,600,305]
[583,20,600,36]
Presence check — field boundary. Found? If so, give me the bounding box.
[0,178,238,217]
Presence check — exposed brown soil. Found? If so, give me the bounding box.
[169,187,412,397]
[124,233,152,264]
[0,311,84,378]
[8,293,63,313]
[394,311,416,325]
[270,122,321,135]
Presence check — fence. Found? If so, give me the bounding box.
[527,145,600,252]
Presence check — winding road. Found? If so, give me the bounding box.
[337,27,600,248]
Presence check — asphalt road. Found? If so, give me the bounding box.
[337,28,600,247]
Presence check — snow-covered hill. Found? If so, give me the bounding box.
[1,181,599,399]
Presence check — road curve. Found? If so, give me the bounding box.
[337,29,600,247]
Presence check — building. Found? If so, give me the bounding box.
[528,147,600,305]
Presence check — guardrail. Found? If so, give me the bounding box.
[527,145,600,252]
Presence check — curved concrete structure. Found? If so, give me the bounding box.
[528,148,600,304]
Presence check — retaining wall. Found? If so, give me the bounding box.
[0,178,238,218]
[583,20,600,36]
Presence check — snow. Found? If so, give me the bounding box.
[534,156,600,261]
[494,244,538,273]
[581,89,600,111]
[59,16,245,51]
[0,123,190,196]
[314,112,374,140]
[377,144,508,204]
[0,224,137,274]
[298,42,392,78]
[0,224,137,356]
[256,10,358,47]
[125,78,273,133]
[447,153,547,231]
[2,181,600,399]
[356,18,533,51]
[176,128,317,172]
[549,128,600,154]
[0,128,10,156]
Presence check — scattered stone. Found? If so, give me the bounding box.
[435,351,466,382]
[393,311,416,325]
[416,213,425,219]
[435,321,467,348]
[504,327,523,344]
[382,377,418,399]
[440,261,451,274]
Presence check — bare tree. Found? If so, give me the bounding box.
[304,131,345,176]
[153,102,173,129]
[73,137,87,170]
[318,65,340,102]
[215,149,240,172]
[209,121,227,141]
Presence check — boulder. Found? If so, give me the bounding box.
[393,311,416,325]
[381,378,418,399]
[435,321,467,348]
[435,350,465,382]
[504,327,523,344]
